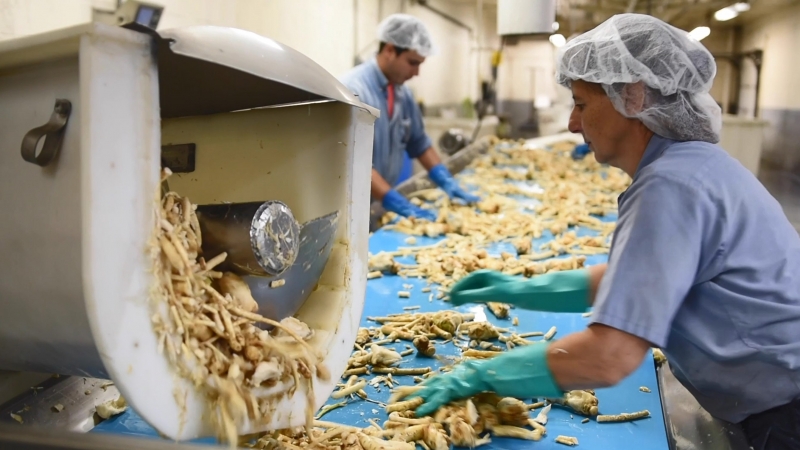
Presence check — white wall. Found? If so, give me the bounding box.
[741,4,800,113]
[738,3,800,171]
[0,0,496,110]
[352,1,497,109]
[155,0,238,29]
[496,37,558,103]
[236,0,355,79]
[0,0,94,39]
[701,27,736,114]
[404,3,473,107]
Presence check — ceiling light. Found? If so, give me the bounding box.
[688,26,711,41]
[714,6,739,21]
[733,2,751,12]
[552,21,560,31]
[549,33,566,47]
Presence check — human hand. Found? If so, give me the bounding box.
[382,189,437,221]
[449,269,590,313]
[428,164,480,204]
[412,343,563,417]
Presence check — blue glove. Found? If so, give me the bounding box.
[412,343,563,417]
[449,269,590,313]
[382,189,437,221]
[428,164,480,204]
[571,143,591,160]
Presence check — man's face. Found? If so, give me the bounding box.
[383,45,425,85]
[568,80,639,167]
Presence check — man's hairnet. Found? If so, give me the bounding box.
[377,14,436,57]
[556,13,721,143]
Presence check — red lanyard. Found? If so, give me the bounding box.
[387,84,395,118]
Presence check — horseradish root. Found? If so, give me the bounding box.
[151,171,326,447]
[555,435,579,446]
[550,390,600,416]
[486,302,510,319]
[413,336,436,357]
[597,410,651,423]
[386,397,424,413]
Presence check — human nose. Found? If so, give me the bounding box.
[568,107,582,134]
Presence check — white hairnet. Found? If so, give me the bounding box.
[556,13,721,143]
[377,14,436,57]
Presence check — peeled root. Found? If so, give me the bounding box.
[96,396,127,419]
[466,322,499,340]
[491,425,542,441]
[423,424,450,450]
[486,302,510,319]
[533,403,552,425]
[413,336,436,357]
[448,418,478,448]
[218,272,258,312]
[315,401,347,419]
[389,386,425,404]
[462,349,501,359]
[555,435,579,446]
[551,390,599,416]
[496,398,529,426]
[332,380,367,399]
[373,367,431,376]
[386,397,424,413]
[597,410,650,423]
[358,432,415,450]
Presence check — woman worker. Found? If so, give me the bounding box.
[410,14,800,450]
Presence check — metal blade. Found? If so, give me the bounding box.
[242,210,340,323]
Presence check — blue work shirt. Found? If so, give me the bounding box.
[592,134,800,423]
[339,58,432,187]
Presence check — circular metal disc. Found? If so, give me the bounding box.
[250,201,300,275]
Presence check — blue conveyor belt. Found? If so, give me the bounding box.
[93,225,670,450]
[93,153,669,449]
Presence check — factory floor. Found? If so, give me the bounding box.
[758,166,800,233]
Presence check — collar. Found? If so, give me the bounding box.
[633,134,676,179]
[367,58,391,91]
[618,134,676,207]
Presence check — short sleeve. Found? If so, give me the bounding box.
[340,78,369,105]
[404,91,432,158]
[591,174,713,348]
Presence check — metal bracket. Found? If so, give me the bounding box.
[21,99,72,167]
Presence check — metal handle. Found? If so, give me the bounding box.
[20,99,72,167]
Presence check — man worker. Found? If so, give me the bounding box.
[410,14,800,449]
[340,14,478,221]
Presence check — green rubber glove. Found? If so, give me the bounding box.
[412,343,562,417]
[448,269,590,313]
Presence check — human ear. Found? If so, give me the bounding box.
[621,82,646,115]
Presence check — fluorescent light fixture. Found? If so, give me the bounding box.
[714,6,739,21]
[733,2,751,12]
[688,26,711,41]
[549,33,566,47]
[552,21,560,31]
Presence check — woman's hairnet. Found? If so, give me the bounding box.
[556,14,722,143]
[377,14,436,57]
